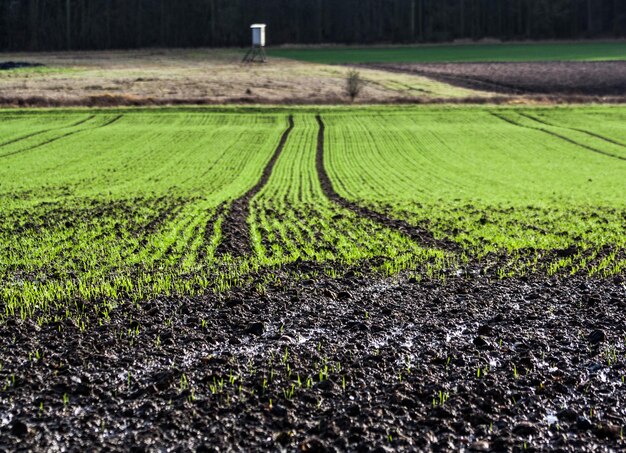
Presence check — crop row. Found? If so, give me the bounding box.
[323,107,626,276]
[1,107,625,319]
[0,112,289,317]
[249,114,448,273]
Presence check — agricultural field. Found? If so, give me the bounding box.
[271,41,626,99]
[1,105,625,450]
[269,41,626,64]
[2,42,625,108]
[361,61,626,97]
[2,106,625,317]
[0,49,487,107]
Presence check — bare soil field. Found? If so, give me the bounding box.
[0,49,489,106]
[1,271,624,451]
[1,107,625,451]
[365,61,626,98]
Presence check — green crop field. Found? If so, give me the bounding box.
[1,105,625,320]
[269,41,626,64]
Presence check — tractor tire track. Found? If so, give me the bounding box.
[315,115,459,252]
[0,114,123,159]
[216,115,294,258]
[517,112,626,149]
[0,114,95,149]
[490,112,626,162]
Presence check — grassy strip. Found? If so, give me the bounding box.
[269,41,626,64]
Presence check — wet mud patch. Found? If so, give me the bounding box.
[364,61,626,96]
[1,274,625,451]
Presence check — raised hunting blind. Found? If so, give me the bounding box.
[243,24,267,63]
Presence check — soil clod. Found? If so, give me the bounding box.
[246,322,266,336]
[587,329,606,344]
[10,420,28,437]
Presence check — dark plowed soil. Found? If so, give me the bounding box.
[364,61,626,96]
[315,115,459,252]
[1,272,625,451]
[216,115,294,257]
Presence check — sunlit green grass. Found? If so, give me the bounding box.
[323,106,626,277]
[0,105,624,319]
[250,114,448,273]
[0,66,78,78]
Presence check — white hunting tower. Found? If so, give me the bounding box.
[243,24,267,63]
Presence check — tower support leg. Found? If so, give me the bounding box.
[242,46,267,63]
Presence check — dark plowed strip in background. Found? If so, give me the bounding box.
[360,63,528,94]
[363,61,626,96]
[315,115,459,252]
[216,115,295,257]
[490,112,626,162]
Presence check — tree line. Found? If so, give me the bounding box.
[1,0,624,51]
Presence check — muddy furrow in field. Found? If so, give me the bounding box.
[490,112,626,162]
[315,115,459,252]
[517,112,626,149]
[0,114,123,159]
[216,115,294,258]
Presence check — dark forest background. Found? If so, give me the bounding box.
[1,0,624,51]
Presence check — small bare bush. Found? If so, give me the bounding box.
[346,70,363,102]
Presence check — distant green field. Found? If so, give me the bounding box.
[1,105,625,318]
[269,41,626,64]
